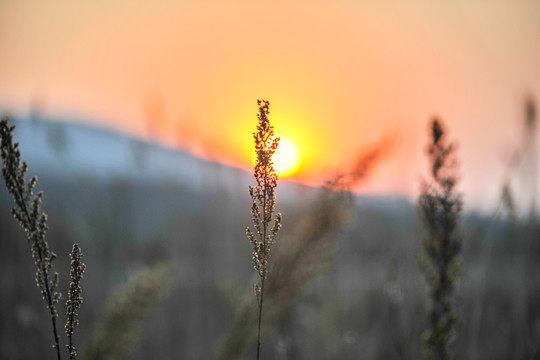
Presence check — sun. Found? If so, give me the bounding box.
[273,137,301,177]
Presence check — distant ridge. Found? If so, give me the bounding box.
[9,117,252,192]
[6,116,419,212]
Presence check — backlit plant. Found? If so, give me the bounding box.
[245,100,282,360]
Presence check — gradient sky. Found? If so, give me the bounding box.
[1,0,540,213]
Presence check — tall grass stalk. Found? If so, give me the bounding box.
[215,138,389,359]
[246,100,282,359]
[418,118,463,360]
[0,117,63,359]
[66,243,86,359]
[0,117,86,360]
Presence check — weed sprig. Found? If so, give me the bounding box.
[66,244,86,359]
[0,117,85,360]
[246,100,282,359]
[418,118,463,360]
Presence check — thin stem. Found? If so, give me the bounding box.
[256,277,265,360]
[69,335,73,360]
[257,172,268,360]
[15,185,62,360]
[249,100,280,360]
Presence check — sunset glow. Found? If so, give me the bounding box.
[273,137,301,178]
[1,1,540,210]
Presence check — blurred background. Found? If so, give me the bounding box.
[1,0,540,359]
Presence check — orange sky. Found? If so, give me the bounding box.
[1,0,540,212]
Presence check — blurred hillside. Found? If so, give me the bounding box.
[1,118,539,359]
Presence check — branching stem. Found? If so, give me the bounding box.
[15,174,62,360]
[246,100,282,360]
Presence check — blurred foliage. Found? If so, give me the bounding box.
[418,118,463,360]
[81,261,175,360]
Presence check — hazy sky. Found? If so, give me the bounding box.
[1,0,539,212]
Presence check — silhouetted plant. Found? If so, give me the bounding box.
[0,116,86,360]
[245,99,282,359]
[215,139,389,359]
[418,118,463,360]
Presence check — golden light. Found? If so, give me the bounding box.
[273,137,301,178]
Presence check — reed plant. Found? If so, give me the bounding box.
[215,137,389,359]
[0,117,86,360]
[246,100,282,359]
[418,118,463,360]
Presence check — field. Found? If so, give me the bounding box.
[1,118,539,359]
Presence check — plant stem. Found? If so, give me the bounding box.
[69,335,73,360]
[256,277,265,360]
[248,100,281,360]
[256,172,268,360]
[15,186,62,360]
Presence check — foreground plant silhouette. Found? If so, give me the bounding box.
[245,100,282,359]
[418,118,463,360]
[0,117,86,360]
[214,137,391,360]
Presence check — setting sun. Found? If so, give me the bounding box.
[273,137,301,178]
